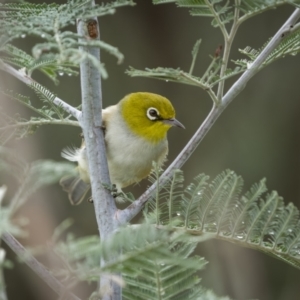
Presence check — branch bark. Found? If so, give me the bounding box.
[2,232,80,300]
[76,11,120,300]
[117,8,300,225]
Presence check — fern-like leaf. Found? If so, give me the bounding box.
[0,0,134,79]
[239,0,300,23]
[234,31,300,71]
[144,169,300,270]
[181,174,209,228]
[127,67,210,89]
[30,83,64,119]
[54,224,207,299]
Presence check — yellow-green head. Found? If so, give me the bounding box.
[120,92,184,144]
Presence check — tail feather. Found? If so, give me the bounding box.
[60,176,90,205]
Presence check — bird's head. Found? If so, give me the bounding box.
[120,92,184,144]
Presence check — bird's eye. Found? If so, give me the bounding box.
[147,107,159,121]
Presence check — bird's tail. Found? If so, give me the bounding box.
[60,176,90,205]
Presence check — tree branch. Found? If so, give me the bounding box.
[0,120,79,132]
[0,63,82,122]
[116,8,300,225]
[76,11,119,300]
[216,0,240,100]
[2,232,80,300]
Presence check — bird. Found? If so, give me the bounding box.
[60,92,185,205]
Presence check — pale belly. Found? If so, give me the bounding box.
[106,133,168,188]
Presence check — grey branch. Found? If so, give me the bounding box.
[0,120,79,131]
[0,63,82,122]
[2,232,81,300]
[76,9,120,300]
[117,8,300,225]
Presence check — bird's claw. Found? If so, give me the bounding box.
[102,183,121,198]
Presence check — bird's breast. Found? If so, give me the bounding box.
[105,113,168,188]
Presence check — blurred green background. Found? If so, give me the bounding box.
[1,0,300,299]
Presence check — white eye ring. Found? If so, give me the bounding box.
[147,107,159,121]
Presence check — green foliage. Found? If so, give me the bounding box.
[44,168,300,298]
[145,166,184,225]
[30,82,64,119]
[0,149,79,298]
[234,30,300,70]
[54,224,208,299]
[1,0,300,299]
[146,169,300,270]
[154,0,300,26]
[0,146,77,213]
[130,0,300,105]
[1,44,78,83]
[0,148,78,293]
[0,0,135,80]
[0,86,80,145]
[238,0,299,22]
[127,66,210,88]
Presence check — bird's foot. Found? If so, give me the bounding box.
[102,183,122,198]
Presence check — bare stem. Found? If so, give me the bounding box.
[2,232,80,300]
[117,8,300,225]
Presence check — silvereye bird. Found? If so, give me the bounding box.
[60,92,184,205]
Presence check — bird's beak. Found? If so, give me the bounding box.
[163,118,185,129]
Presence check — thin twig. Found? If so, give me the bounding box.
[179,72,218,104]
[0,63,82,122]
[0,120,79,132]
[201,56,218,82]
[216,0,241,100]
[189,39,201,75]
[204,0,229,40]
[117,8,300,225]
[2,232,81,300]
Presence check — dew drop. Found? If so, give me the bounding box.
[165,80,169,82]
[197,191,202,196]
[236,234,245,240]
[0,249,5,263]
[269,231,275,235]
[58,71,64,76]
[176,212,181,216]
[68,73,72,76]
[21,34,26,38]
[288,228,293,233]
[235,204,239,208]
[41,33,46,38]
